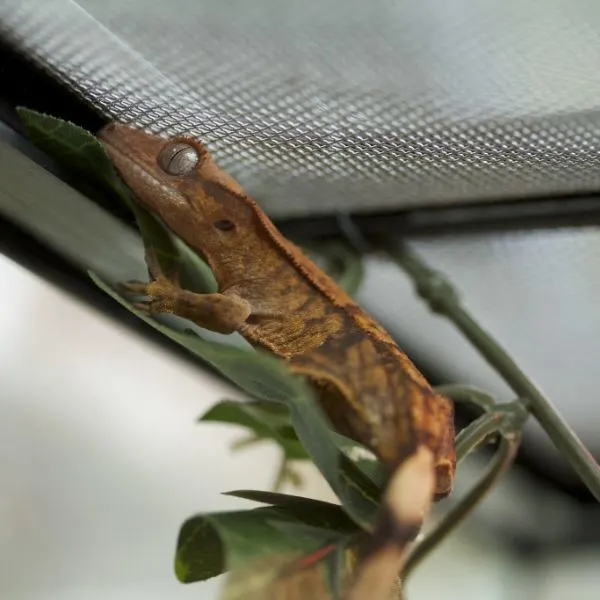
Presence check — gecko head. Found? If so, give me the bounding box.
[98,123,260,251]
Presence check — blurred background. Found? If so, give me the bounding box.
[2,1,600,598]
[1,238,598,600]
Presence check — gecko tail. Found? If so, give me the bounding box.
[343,446,436,600]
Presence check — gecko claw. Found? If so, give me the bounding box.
[117,280,151,295]
[132,301,152,314]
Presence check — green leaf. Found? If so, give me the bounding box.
[17,108,217,292]
[331,433,387,490]
[90,272,380,526]
[90,271,302,401]
[175,237,218,294]
[175,501,356,584]
[201,400,308,489]
[17,107,182,277]
[201,400,294,441]
[176,503,360,599]
[204,399,386,493]
[17,107,125,198]
[200,400,309,461]
[223,490,353,530]
[224,491,359,537]
[353,458,386,488]
[285,396,380,528]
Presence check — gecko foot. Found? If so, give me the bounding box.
[117,277,182,316]
[116,275,251,333]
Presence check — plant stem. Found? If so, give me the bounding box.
[434,384,497,413]
[273,455,290,490]
[390,245,600,502]
[403,434,520,581]
[454,411,504,462]
[400,403,523,579]
[230,434,262,451]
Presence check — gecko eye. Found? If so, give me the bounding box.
[214,219,236,231]
[157,142,199,175]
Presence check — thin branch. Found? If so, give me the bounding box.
[434,384,496,414]
[389,243,600,503]
[454,411,504,463]
[402,434,521,581]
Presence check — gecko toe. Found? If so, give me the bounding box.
[117,280,150,295]
[132,301,152,314]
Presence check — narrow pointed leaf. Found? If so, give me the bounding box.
[223,490,356,534]
[17,107,123,194]
[91,273,379,526]
[17,108,181,274]
[18,107,216,291]
[201,400,309,460]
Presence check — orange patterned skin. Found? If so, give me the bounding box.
[98,123,455,498]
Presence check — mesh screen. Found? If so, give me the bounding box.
[2,0,600,217]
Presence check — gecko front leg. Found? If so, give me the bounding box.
[119,250,251,334]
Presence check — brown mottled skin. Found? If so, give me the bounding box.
[98,123,455,498]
